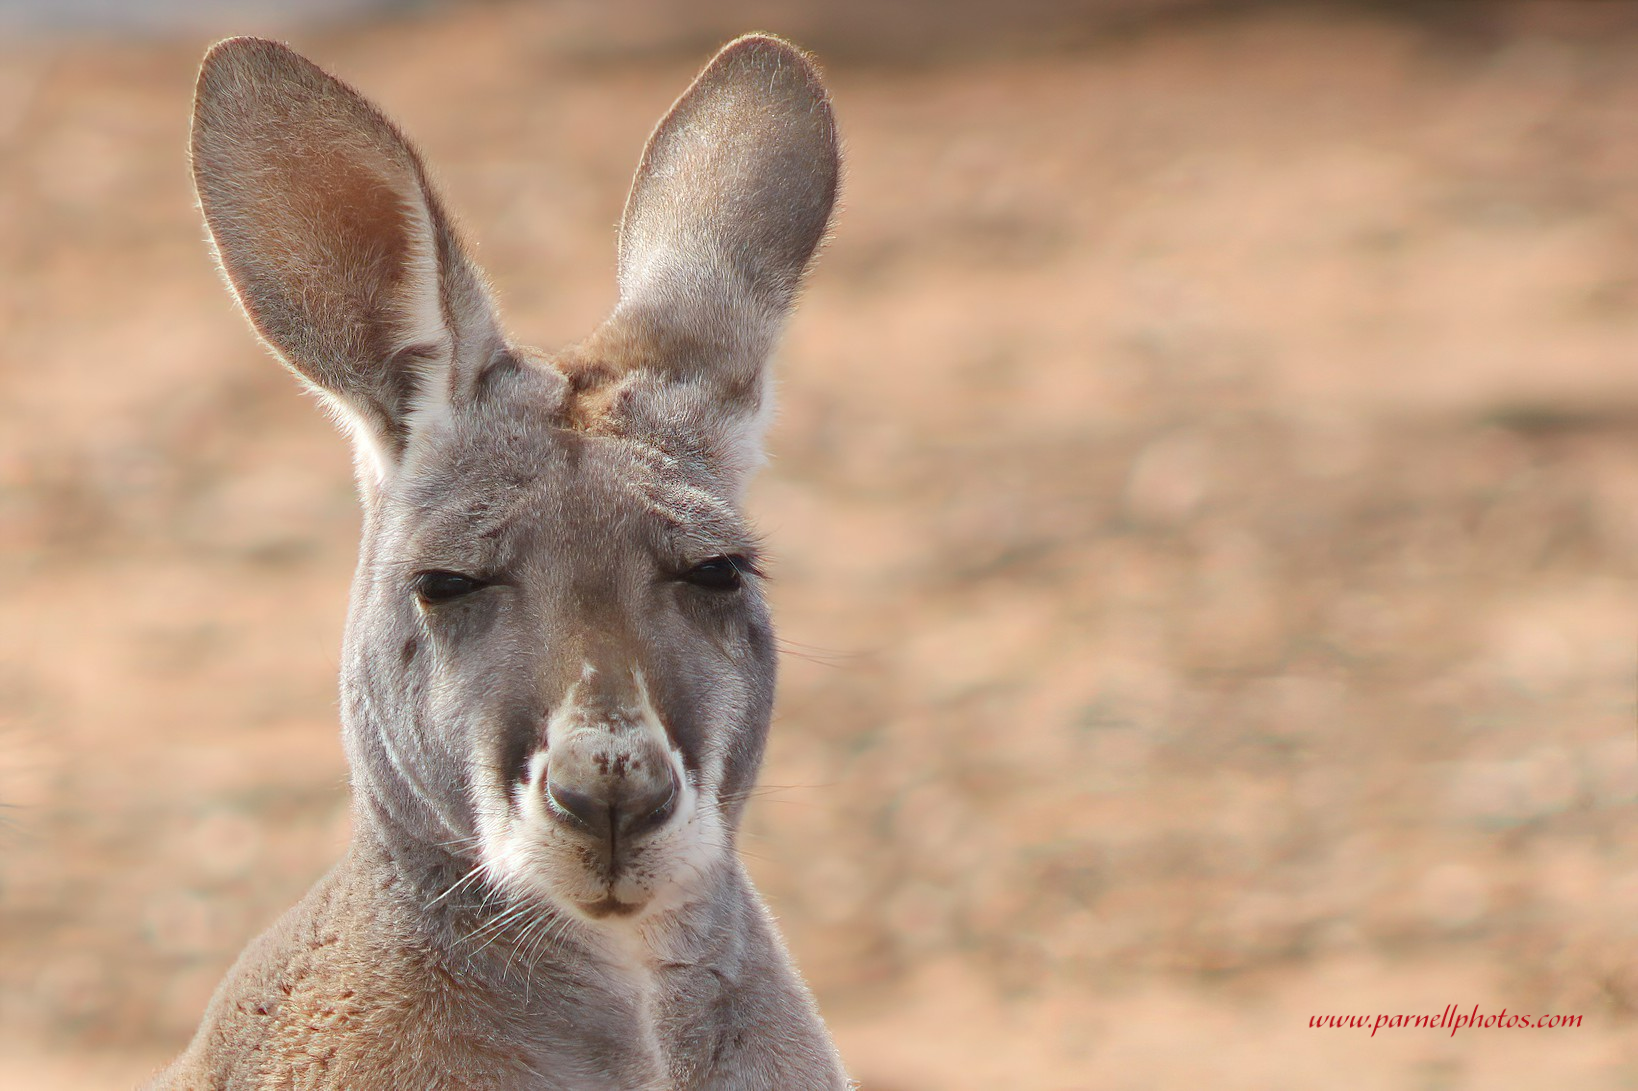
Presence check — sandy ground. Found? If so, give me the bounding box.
[1,2,1636,1087]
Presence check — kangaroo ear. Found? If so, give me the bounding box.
[591,34,840,491]
[191,37,501,480]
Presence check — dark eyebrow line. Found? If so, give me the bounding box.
[457,482,551,541]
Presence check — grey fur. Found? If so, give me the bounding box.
[155,33,845,1090]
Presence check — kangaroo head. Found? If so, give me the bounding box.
[190,37,839,924]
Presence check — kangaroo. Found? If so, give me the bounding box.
[154,33,845,1090]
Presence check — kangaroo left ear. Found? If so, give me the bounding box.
[191,37,504,484]
[583,34,841,494]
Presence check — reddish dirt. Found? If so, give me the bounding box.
[1,2,1635,1087]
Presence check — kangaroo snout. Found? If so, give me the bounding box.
[544,733,682,848]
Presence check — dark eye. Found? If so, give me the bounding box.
[681,555,746,592]
[413,570,487,605]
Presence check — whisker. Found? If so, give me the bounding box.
[430,833,484,850]
[426,859,492,910]
[774,638,866,668]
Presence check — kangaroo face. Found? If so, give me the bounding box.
[345,365,776,921]
[190,35,837,933]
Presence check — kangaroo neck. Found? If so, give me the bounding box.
[337,819,763,1089]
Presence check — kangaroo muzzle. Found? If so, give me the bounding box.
[537,666,686,866]
[544,728,681,852]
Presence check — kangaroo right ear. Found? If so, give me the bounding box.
[190,37,502,479]
[614,35,839,341]
[586,34,840,494]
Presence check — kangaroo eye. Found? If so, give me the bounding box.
[413,570,487,605]
[681,555,746,592]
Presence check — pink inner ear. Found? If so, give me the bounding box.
[298,149,412,300]
[231,134,416,371]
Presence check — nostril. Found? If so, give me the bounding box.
[545,780,611,838]
[544,763,681,844]
[619,770,680,841]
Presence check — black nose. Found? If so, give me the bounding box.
[545,768,679,845]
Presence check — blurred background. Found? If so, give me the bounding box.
[2,1,1636,1087]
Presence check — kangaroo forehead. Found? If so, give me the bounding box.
[401,426,751,555]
